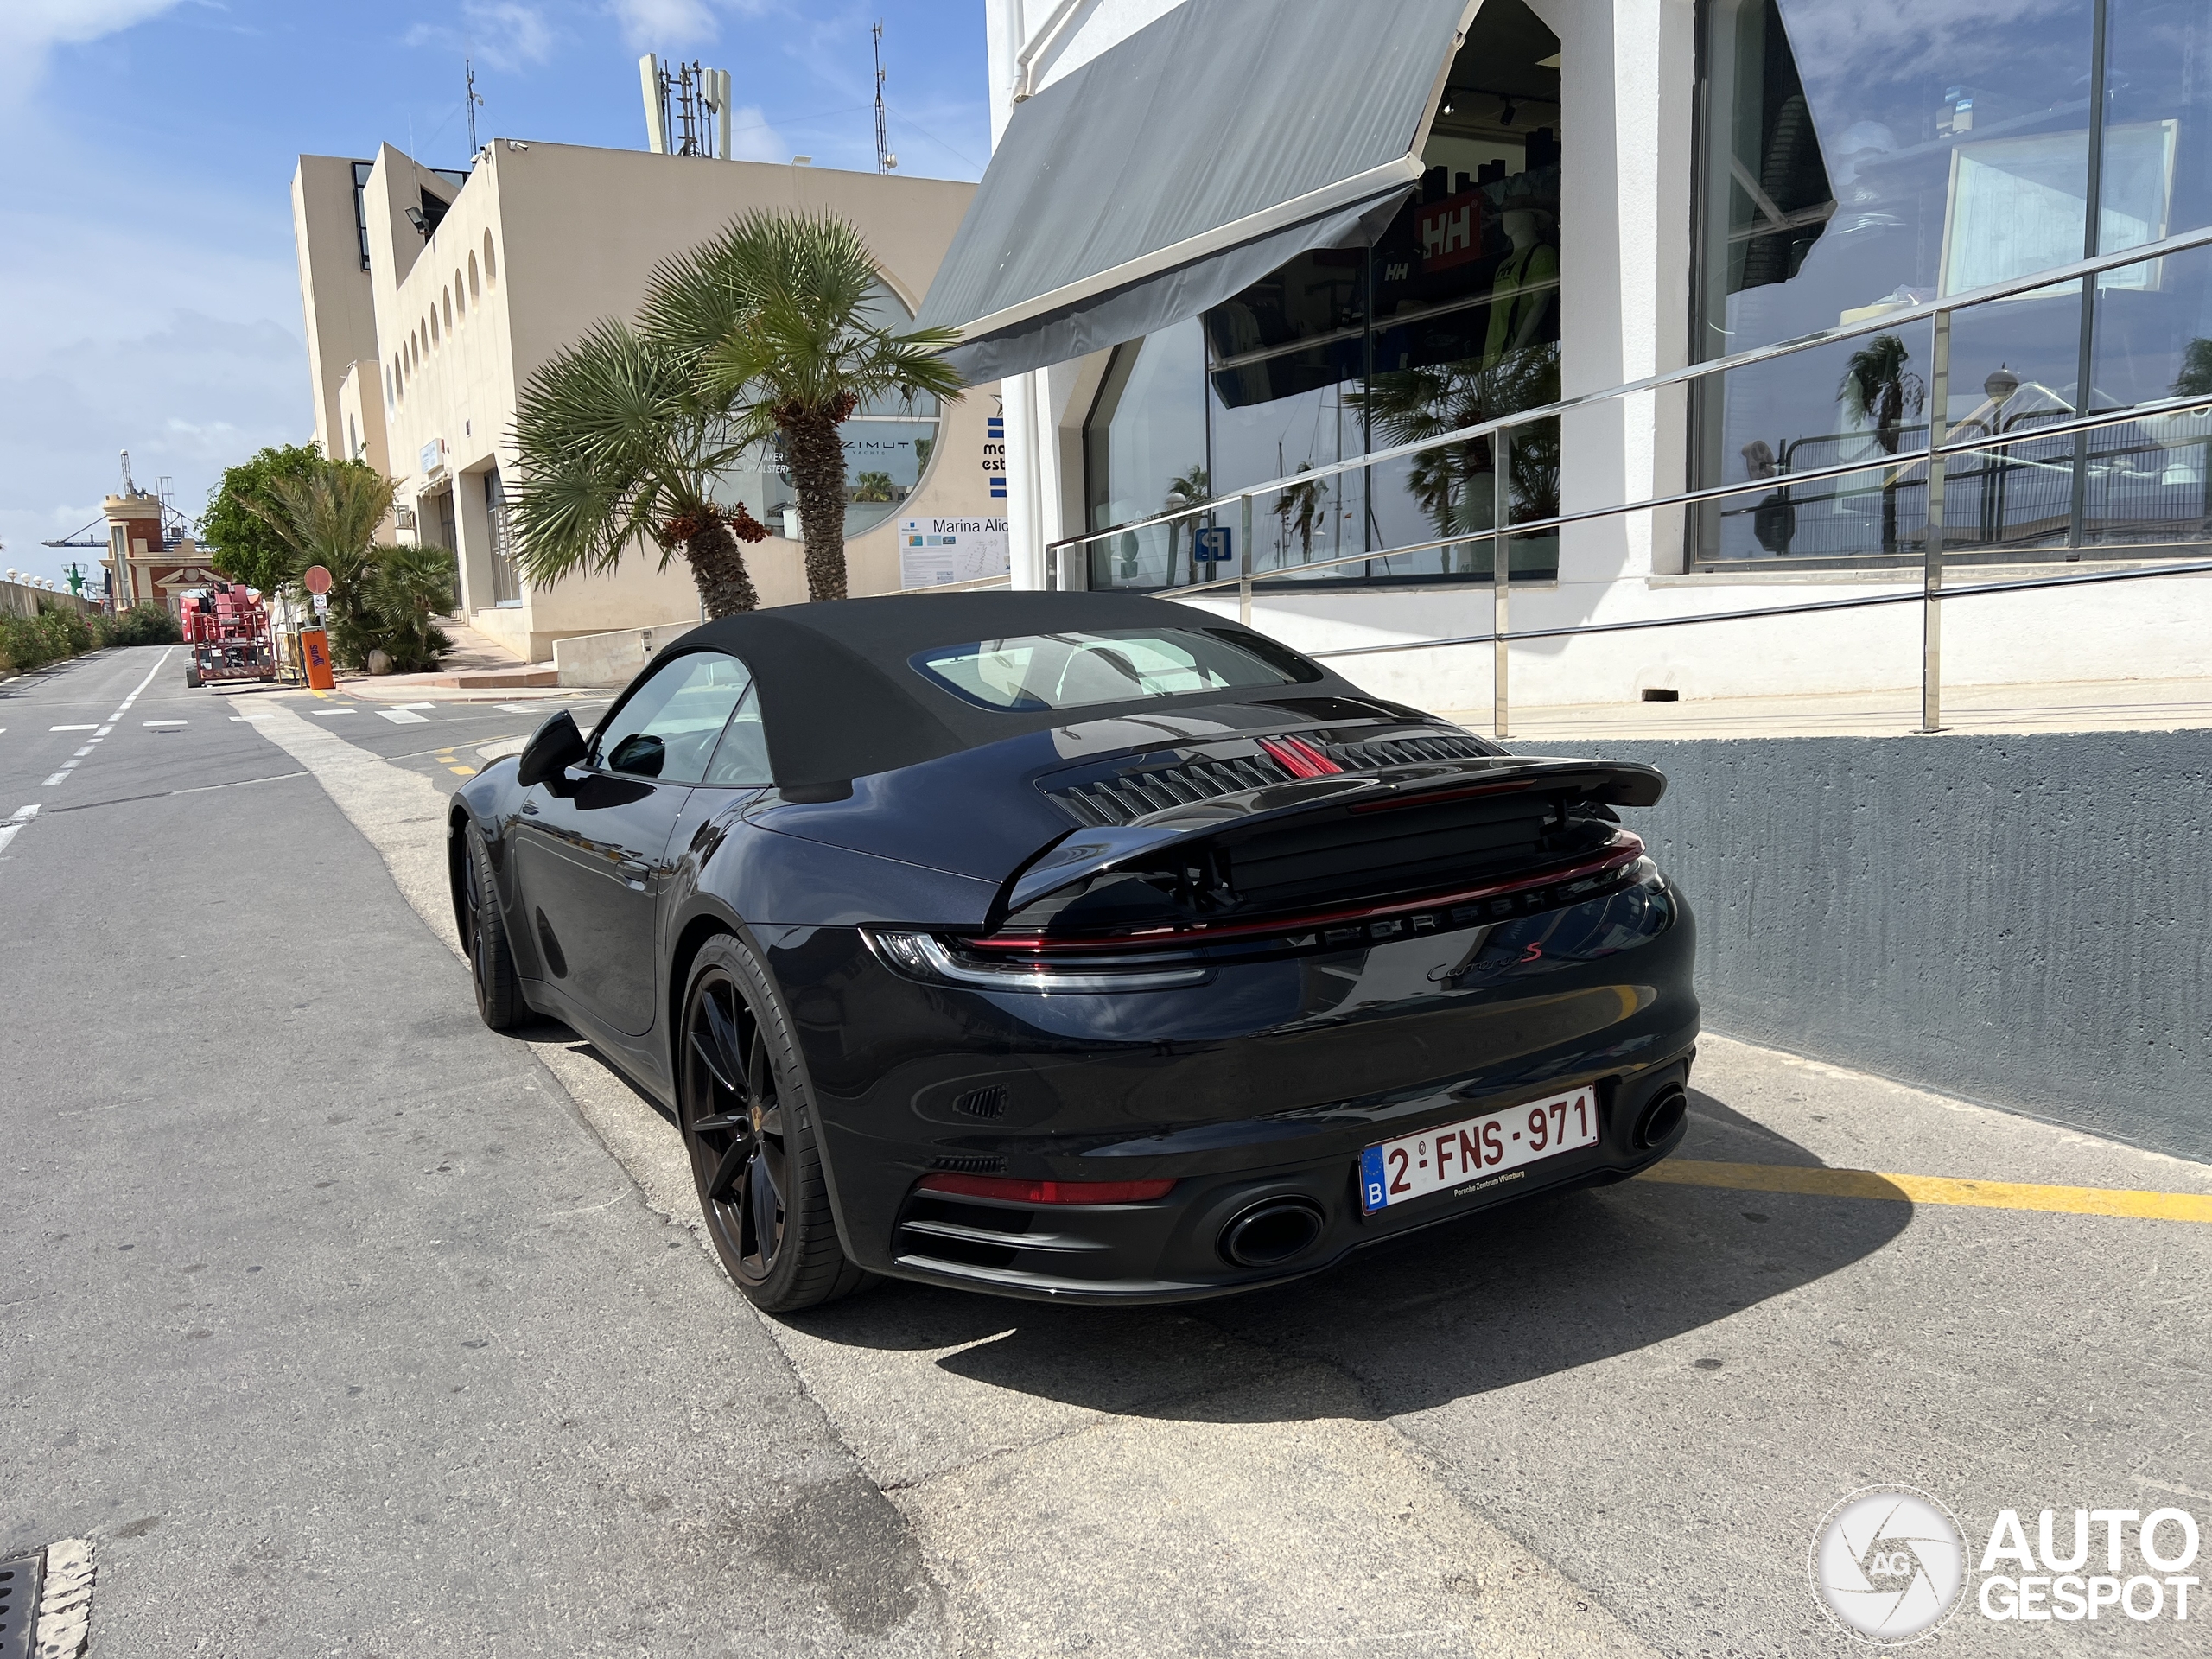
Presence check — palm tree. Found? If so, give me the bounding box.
[361,543,460,671]
[1162,463,1211,574]
[648,210,965,602]
[1272,465,1328,561]
[246,462,397,590]
[1839,333,1927,553]
[1351,344,1559,574]
[509,319,769,619]
[248,465,457,671]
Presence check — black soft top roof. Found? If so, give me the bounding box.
[669,590,1373,789]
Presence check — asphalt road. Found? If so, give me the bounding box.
[6,645,2211,1656]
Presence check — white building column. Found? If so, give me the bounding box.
[1003,369,1052,588]
[1522,0,1696,694]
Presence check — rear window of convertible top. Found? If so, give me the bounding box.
[910,627,1321,712]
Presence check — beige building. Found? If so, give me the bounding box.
[290,140,1001,663]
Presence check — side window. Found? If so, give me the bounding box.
[702,683,772,786]
[591,652,753,785]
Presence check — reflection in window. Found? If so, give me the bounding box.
[594,652,753,785]
[716,279,941,541]
[1081,0,1563,589]
[1692,0,2212,563]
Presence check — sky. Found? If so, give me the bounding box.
[0,0,992,590]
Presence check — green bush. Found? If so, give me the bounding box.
[0,603,95,674]
[92,603,184,647]
[329,544,457,673]
[0,613,52,675]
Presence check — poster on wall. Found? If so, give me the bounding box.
[899,518,1010,588]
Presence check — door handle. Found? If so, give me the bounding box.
[618,859,651,890]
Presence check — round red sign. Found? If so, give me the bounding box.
[302,564,333,595]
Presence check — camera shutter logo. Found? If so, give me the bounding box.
[1811,1487,1967,1643]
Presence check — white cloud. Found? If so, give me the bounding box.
[609,0,774,52]
[406,2,560,73]
[722,103,787,163]
[0,0,189,101]
[612,0,720,50]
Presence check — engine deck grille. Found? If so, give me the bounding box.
[1047,733,1498,828]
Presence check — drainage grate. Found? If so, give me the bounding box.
[0,1553,41,1659]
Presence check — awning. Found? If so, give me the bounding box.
[918,0,1478,383]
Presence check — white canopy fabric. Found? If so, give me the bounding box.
[918,0,1478,382]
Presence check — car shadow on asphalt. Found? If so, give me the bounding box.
[778,1086,1911,1423]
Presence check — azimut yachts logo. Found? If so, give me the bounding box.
[1811,1487,1969,1643]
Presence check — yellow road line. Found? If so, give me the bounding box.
[1637,1160,2212,1223]
[448,766,477,777]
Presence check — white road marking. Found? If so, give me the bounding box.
[0,804,37,855]
[94,725,112,736]
[495,703,542,714]
[50,724,96,732]
[41,772,67,787]
[312,708,355,716]
[73,745,95,757]
[106,647,173,724]
[143,720,186,728]
[376,709,431,724]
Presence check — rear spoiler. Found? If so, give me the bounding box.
[990,755,1663,927]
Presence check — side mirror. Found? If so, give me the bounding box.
[605,732,665,778]
[516,709,588,787]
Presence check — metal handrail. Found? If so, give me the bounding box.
[1048,216,2212,560]
[1302,556,2212,658]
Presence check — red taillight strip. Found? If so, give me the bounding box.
[916,1173,1177,1204]
[1257,734,1343,779]
[965,831,1646,954]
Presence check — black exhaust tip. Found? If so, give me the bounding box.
[1634,1084,1688,1149]
[1219,1198,1326,1268]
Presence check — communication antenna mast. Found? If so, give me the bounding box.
[874,22,896,173]
[639,57,724,157]
[466,58,484,154]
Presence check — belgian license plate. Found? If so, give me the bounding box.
[1358,1086,1599,1214]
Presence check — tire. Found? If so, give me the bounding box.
[678,934,872,1314]
[462,825,526,1030]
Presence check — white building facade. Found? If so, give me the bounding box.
[293,140,1005,664]
[944,0,2212,717]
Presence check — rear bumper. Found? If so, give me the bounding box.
[872,1053,1694,1304]
[767,878,1701,1304]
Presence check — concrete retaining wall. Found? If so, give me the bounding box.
[1519,731,2212,1161]
[553,624,697,688]
[1,582,99,620]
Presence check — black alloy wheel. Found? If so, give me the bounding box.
[678,937,869,1313]
[463,826,524,1030]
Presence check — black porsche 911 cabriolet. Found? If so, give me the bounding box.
[447,591,1698,1312]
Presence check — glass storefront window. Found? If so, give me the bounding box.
[1082,0,1563,590]
[716,279,942,541]
[1084,317,1210,588]
[1692,0,2212,563]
